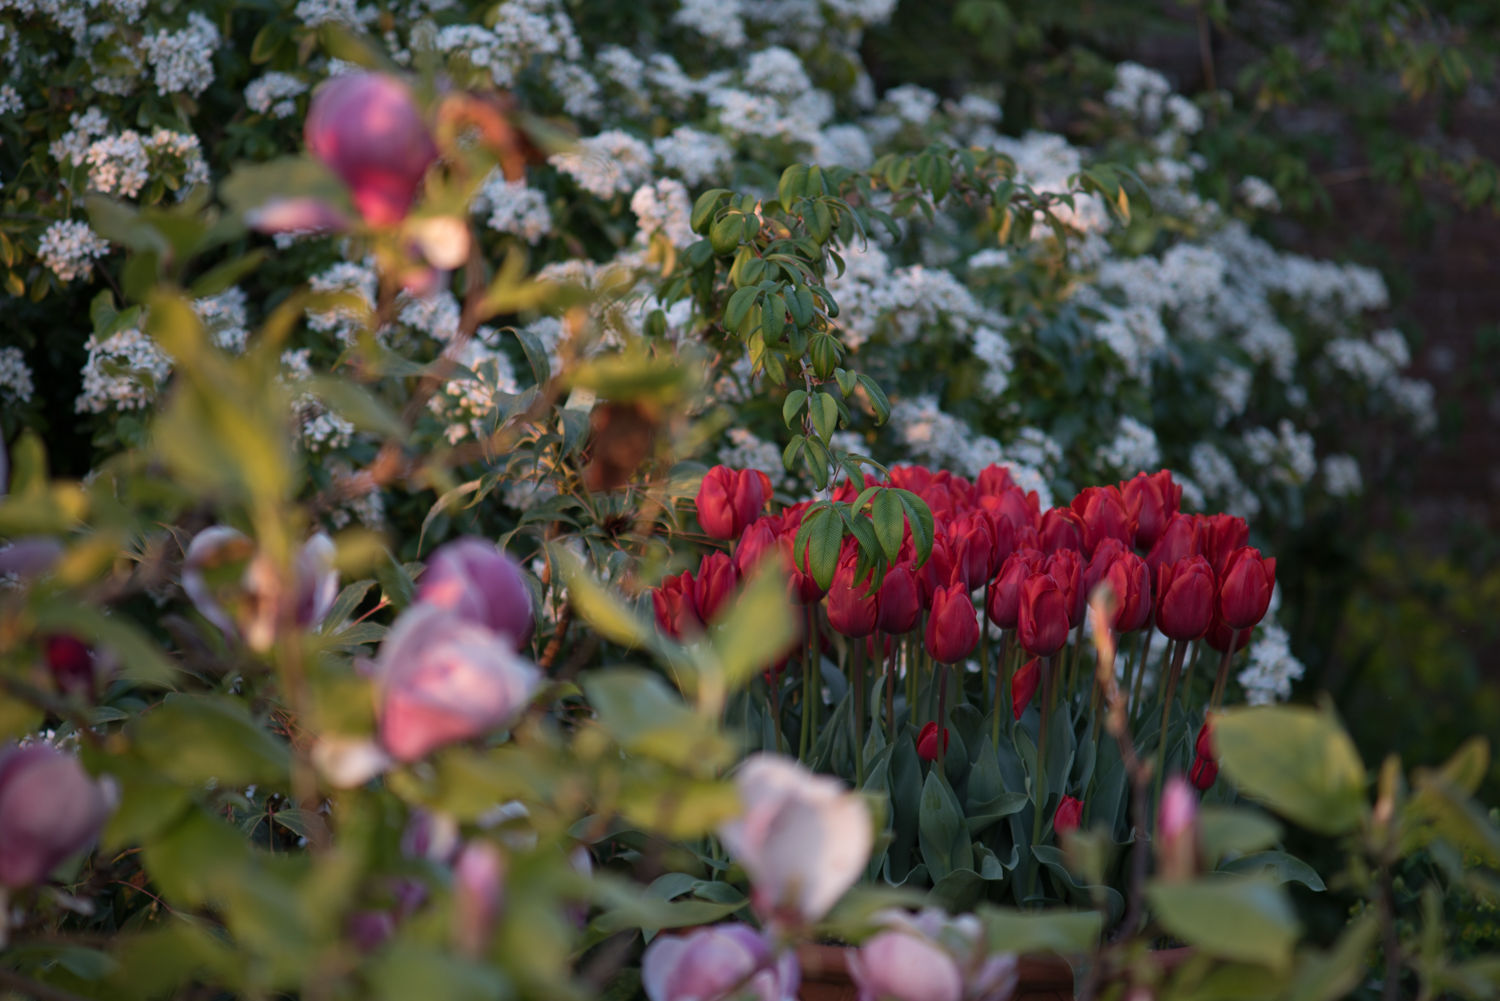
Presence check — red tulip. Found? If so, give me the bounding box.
[1199,513,1249,577]
[1038,508,1084,555]
[1070,486,1137,556]
[651,570,701,639]
[976,464,1016,495]
[732,517,782,578]
[1121,471,1181,551]
[983,510,1018,577]
[875,565,922,635]
[1195,717,1215,759]
[1189,755,1219,791]
[925,583,979,664]
[1155,556,1215,641]
[1054,795,1084,836]
[1018,573,1070,657]
[987,549,1043,628]
[1217,547,1275,630]
[826,561,878,639]
[982,484,1041,537]
[693,552,739,624]
[1204,614,1254,653]
[695,466,773,540]
[1012,657,1040,719]
[916,722,950,762]
[1102,552,1152,632]
[951,514,995,590]
[1145,514,1201,574]
[305,72,438,226]
[1084,538,1130,599]
[916,535,958,605]
[1043,549,1085,627]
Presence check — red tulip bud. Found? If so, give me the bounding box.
[1189,755,1219,791]
[826,560,879,639]
[1204,614,1253,653]
[1195,717,1215,759]
[875,565,922,635]
[1043,549,1085,627]
[916,722,950,762]
[925,583,979,664]
[305,72,438,226]
[1018,573,1070,657]
[651,570,702,639]
[986,549,1042,628]
[1199,513,1249,578]
[1217,547,1275,630]
[916,535,957,606]
[693,552,739,625]
[1144,514,1201,575]
[1054,795,1084,836]
[1121,471,1182,551]
[1038,507,1084,555]
[1070,485,1138,557]
[695,466,772,540]
[1012,657,1040,719]
[1154,556,1215,641]
[1102,552,1152,633]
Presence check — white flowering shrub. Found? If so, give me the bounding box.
[0,0,1437,710]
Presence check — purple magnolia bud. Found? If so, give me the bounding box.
[415,537,534,650]
[642,924,799,1001]
[452,839,505,958]
[245,196,351,235]
[401,809,460,864]
[305,72,437,226]
[1155,776,1199,883]
[347,910,396,953]
[0,538,64,581]
[0,744,114,888]
[293,532,339,629]
[717,754,872,926]
[849,930,963,1001]
[374,604,540,762]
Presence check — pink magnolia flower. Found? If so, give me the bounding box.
[0,744,114,888]
[643,924,798,1001]
[849,930,963,1001]
[718,754,872,925]
[415,537,535,650]
[452,839,506,957]
[374,604,540,762]
[305,72,438,226]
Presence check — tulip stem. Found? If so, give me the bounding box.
[906,635,918,726]
[1209,630,1241,713]
[935,661,948,772]
[1030,655,1057,888]
[800,606,817,760]
[1132,624,1155,726]
[1181,640,1204,710]
[883,632,896,745]
[980,583,992,716]
[993,630,1011,747]
[854,640,866,787]
[770,671,784,755]
[1154,640,1189,804]
[1121,632,1139,721]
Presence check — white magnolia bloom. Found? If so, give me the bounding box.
[718,754,872,924]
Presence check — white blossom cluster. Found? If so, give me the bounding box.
[38,219,110,282]
[307,261,379,344]
[630,178,695,248]
[194,287,251,353]
[889,396,1054,507]
[0,347,34,405]
[140,13,220,97]
[1241,419,1318,487]
[245,72,308,118]
[279,348,355,452]
[718,429,789,489]
[1094,416,1161,475]
[76,328,171,413]
[1237,623,1306,706]
[475,172,553,243]
[1321,453,1363,497]
[549,130,654,199]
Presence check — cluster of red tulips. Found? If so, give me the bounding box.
[652,462,1276,796]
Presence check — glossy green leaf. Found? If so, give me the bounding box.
[1214,706,1367,835]
[1147,876,1299,970]
[132,694,290,788]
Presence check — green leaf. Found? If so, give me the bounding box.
[918,769,973,881]
[782,389,808,428]
[132,695,291,788]
[1146,876,1299,970]
[1198,805,1283,861]
[777,164,807,211]
[690,188,730,234]
[977,907,1102,956]
[1284,913,1381,1001]
[368,944,510,1001]
[1218,851,1326,890]
[804,505,844,591]
[32,599,177,688]
[581,669,731,769]
[809,392,839,441]
[554,549,654,649]
[871,489,905,562]
[709,565,797,691]
[1214,706,1367,835]
[307,376,406,439]
[725,286,759,334]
